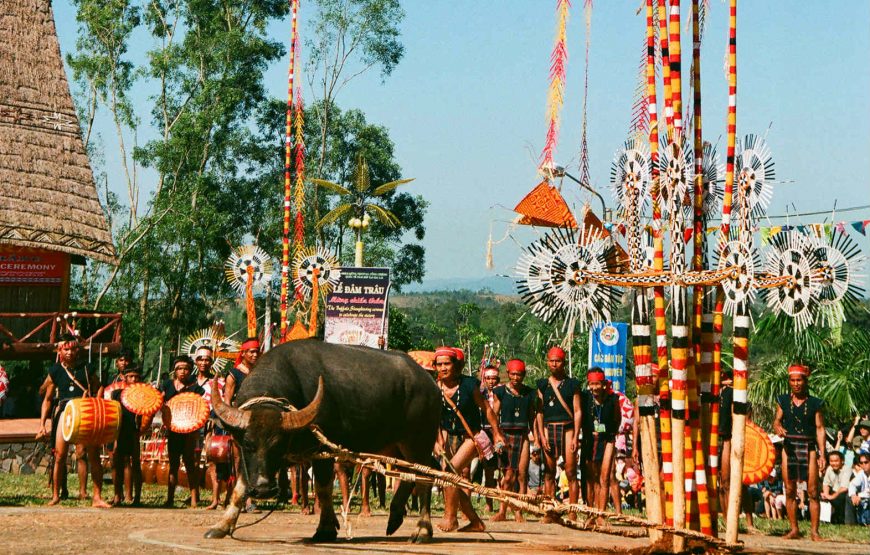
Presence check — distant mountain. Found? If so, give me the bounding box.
[401,275,518,295]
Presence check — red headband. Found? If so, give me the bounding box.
[788,364,809,377]
[434,346,456,359]
[587,371,606,383]
[483,368,499,378]
[547,346,566,360]
[235,339,260,367]
[452,348,465,362]
[506,359,526,373]
[241,339,260,351]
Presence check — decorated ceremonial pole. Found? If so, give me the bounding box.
[245,265,257,338]
[664,0,689,546]
[688,0,714,536]
[634,0,664,540]
[652,0,675,529]
[294,88,306,296]
[280,0,300,340]
[540,0,571,174]
[723,0,745,545]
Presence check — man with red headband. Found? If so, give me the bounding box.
[773,363,825,541]
[580,367,620,519]
[224,337,259,405]
[434,346,504,532]
[492,358,538,522]
[37,334,110,507]
[535,346,581,517]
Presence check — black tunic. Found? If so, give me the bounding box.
[494,383,537,432]
[777,394,824,440]
[580,390,620,445]
[536,377,579,424]
[440,376,482,436]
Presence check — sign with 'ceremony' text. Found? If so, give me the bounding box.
[588,322,629,393]
[324,267,391,349]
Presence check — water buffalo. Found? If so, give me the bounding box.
[206,339,441,543]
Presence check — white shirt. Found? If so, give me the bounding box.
[848,469,870,498]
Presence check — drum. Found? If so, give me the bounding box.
[205,435,232,463]
[142,459,156,484]
[102,381,125,400]
[156,460,169,485]
[166,392,209,434]
[743,420,776,485]
[61,398,122,446]
[121,383,164,417]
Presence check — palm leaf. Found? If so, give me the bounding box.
[364,203,402,227]
[316,203,354,229]
[372,178,415,197]
[352,156,370,193]
[309,178,352,196]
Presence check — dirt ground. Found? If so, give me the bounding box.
[2,505,868,555]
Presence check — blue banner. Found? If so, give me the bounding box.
[588,322,629,393]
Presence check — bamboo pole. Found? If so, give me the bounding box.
[688,0,713,536]
[722,0,745,545]
[665,1,688,549]
[638,1,664,541]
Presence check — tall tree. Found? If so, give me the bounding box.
[67,1,290,362]
[305,0,406,243]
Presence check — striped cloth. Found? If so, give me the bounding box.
[784,437,812,481]
[546,421,573,460]
[499,430,527,471]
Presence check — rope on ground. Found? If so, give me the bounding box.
[307,426,737,551]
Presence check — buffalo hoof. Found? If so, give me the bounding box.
[386,508,406,536]
[311,528,338,543]
[204,528,228,539]
[409,521,433,544]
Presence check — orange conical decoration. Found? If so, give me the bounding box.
[513,181,577,228]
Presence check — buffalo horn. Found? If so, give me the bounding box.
[211,377,250,430]
[281,376,324,431]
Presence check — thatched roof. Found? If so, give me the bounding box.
[0,0,115,264]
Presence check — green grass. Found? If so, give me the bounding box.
[738,515,870,544]
[2,474,867,543]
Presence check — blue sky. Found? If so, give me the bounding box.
[54,1,870,282]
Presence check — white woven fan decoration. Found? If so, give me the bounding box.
[224,245,274,294]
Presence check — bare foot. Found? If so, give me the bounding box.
[458,520,486,532]
[301,506,311,516]
[811,533,823,542]
[47,497,61,506]
[491,512,507,522]
[78,492,88,501]
[206,503,218,510]
[514,512,525,523]
[783,529,802,540]
[92,498,112,509]
[124,497,133,504]
[111,496,122,506]
[360,505,372,517]
[436,520,459,532]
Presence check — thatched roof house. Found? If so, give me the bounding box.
[0,0,115,264]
